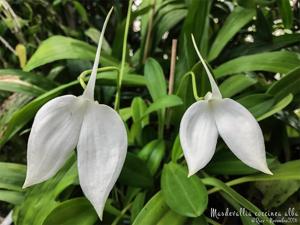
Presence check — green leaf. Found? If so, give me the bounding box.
[214,51,300,78]
[220,160,300,189]
[143,95,183,117]
[226,33,300,59]
[24,36,118,71]
[0,190,24,205]
[43,198,98,225]
[153,7,187,47]
[267,66,300,100]
[255,8,272,42]
[220,74,257,98]
[237,94,275,118]
[277,0,293,29]
[131,192,146,223]
[84,27,111,54]
[133,192,169,225]
[171,135,183,162]
[0,162,26,191]
[208,7,255,61]
[0,76,45,96]
[175,0,211,83]
[119,152,153,188]
[161,162,208,217]
[156,210,186,225]
[14,156,78,225]
[131,97,148,145]
[202,177,274,225]
[144,58,167,101]
[138,139,165,175]
[205,150,277,175]
[257,94,293,121]
[255,180,300,209]
[0,69,56,92]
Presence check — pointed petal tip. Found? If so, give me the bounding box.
[262,167,273,175]
[97,209,104,221]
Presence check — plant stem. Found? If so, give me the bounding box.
[142,0,156,63]
[168,39,177,95]
[78,66,119,89]
[176,71,202,101]
[111,203,132,225]
[166,39,177,129]
[114,0,133,112]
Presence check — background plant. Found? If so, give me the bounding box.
[0,0,300,224]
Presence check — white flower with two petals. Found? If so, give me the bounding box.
[179,35,272,177]
[23,8,127,219]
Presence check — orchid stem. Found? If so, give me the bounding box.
[176,71,202,101]
[111,203,132,225]
[78,66,119,89]
[114,0,133,112]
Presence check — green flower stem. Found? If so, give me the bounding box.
[114,0,133,112]
[205,217,222,225]
[111,203,132,225]
[78,66,119,89]
[176,71,203,101]
[206,176,260,195]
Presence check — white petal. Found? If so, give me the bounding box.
[82,7,113,100]
[211,98,272,175]
[179,101,218,176]
[23,95,85,188]
[191,34,222,99]
[77,102,127,219]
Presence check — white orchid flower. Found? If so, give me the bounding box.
[179,35,272,177]
[23,8,127,219]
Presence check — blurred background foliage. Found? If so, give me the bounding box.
[0,0,300,224]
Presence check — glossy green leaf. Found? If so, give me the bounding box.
[138,139,165,175]
[220,74,257,98]
[144,58,167,101]
[257,94,293,121]
[143,95,183,117]
[24,36,118,71]
[133,192,169,225]
[161,162,208,217]
[131,192,146,223]
[175,0,211,83]
[218,160,300,190]
[237,94,275,118]
[202,177,274,225]
[214,51,300,78]
[171,135,183,162]
[208,7,255,61]
[0,190,24,205]
[226,33,300,59]
[153,7,187,47]
[255,8,272,42]
[0,162,26,191]
[119,152,153,188]
[156,210,186,225]
[43,198,98,225]
[277,0,293,29]
[131,97,149,144]
[267,66,300,100]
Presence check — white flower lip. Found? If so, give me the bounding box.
[23,7,128,220]
[179,35,273,177]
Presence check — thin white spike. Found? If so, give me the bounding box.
[191,34,222,99]
[83,7,114,100]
